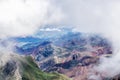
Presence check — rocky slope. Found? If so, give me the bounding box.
[0,54,70,80]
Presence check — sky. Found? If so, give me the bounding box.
[1,0,120,38]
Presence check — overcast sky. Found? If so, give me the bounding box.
[1,0,120,38]
[0,0,64,38]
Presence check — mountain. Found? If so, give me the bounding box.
[0,54,70,80]
[15,28,113,80]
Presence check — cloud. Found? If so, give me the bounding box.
[39,28,61,32]
[55,0,120,33]
[0,0,64,71]
[1,0,120,79]
[0,0,64,38]
[55,0,120,79]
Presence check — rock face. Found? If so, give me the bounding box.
[0,53,22,80]
[16,31,113,80]
[2,61,17,76]
[0,59,19,80]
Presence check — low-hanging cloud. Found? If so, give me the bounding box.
[54,0,120,79]
[1,0,120,79]
[0,0,64,74]
[56,0,120,33]
[0,0,64,38]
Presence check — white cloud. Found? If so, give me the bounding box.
[55,0,120,79]
[56,0,120,33]
[39,28,61,32]
[0,0,64,38]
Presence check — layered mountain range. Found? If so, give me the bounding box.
[15,28,113,80]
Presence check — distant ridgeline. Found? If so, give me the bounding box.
[15,28,112,55]
[14,28,113,80]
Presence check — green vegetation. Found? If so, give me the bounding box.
[21,56,70,80]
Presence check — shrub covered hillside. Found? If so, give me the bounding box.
[0,55,70,80]
[21,56,70,80]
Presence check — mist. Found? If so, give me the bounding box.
[0,0,64,64]
[54,0,120,79]
[0,1,64,79]
[0,0,64,38]
[0,0,120,79]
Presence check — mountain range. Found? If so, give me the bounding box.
[14,28,113,80]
